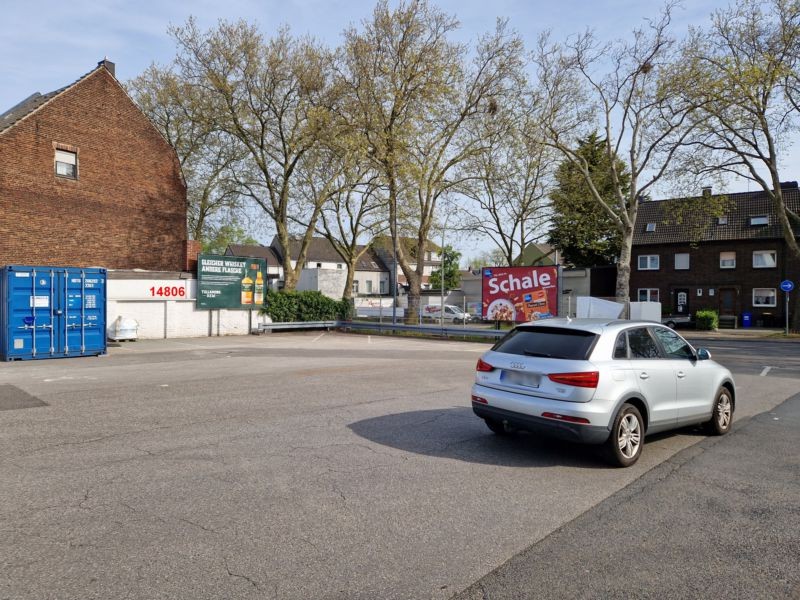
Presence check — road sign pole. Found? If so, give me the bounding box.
[780,280,795,335]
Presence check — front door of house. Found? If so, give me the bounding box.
[674,289,690,315]
[718,288,737,316]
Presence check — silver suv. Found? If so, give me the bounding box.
[471,319,735,467]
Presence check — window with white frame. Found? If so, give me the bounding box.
[366,280,373,293]
[645,223,656,232]
[637,255,659,270]
[380,281,387,294]
[55,149,77,178]
[352,280,359,294]
[753,288,776,307]
[337,264,343,269]
[717,216,728,225]
[638,288,659,302]
[752,250,777,268]
[719,251,736,269]
[750,215,769,226]
[674,253,690,270]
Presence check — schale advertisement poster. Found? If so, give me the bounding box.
[481,266,559,322]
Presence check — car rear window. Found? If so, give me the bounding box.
[492,327,598,360]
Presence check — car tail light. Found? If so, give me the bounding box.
[542,412,591,424]
[547,371,599,388]
[476,358,494,372]
[471,395,488,404]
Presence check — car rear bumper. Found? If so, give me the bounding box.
[472,402,610,445]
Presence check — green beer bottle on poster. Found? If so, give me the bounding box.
[240,267,254,305]
[254,269,264,304]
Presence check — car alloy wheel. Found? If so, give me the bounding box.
[618,414,641,459]
[706,387,733,435]
[606,403,644,467]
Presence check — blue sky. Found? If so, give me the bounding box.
[1,0,732,114]
[1,0,793,258]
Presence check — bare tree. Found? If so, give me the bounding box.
[340,1,524,321]
[128,64,244,243]
[534,3,700,305]
[169,20,341,290]
[297,139,388,299]
[458,101,554,267]
[679,0,800,329]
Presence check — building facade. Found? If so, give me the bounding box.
[630,186,800,326]
[0,60,187,271]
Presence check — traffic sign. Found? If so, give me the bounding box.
[780,280,794,293]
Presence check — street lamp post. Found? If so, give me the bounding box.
[439,212,451,330]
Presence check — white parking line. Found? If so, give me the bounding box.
[760,367,773,377]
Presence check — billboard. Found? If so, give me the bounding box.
[481,266,559,322]
[197,254,267,309]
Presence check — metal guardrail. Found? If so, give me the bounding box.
[342,320,506,339]
[256,320,338,332]
[257,319,506,340]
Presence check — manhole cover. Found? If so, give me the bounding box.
[0,385,48,411]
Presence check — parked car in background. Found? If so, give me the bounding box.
[661,314,694,329]
[422,304,474,324]
[471,319,735,467]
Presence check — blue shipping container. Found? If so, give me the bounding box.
[0,266,107,361]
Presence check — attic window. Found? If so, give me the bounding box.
[55,149,77,179]
[717,216,728,225]
[645,223,656,232]
[750,215,768,226]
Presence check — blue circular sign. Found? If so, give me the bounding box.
[780,280,795,293]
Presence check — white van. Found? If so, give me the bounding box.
[422,304,473,324]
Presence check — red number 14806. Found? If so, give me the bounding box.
[149,286,186,297]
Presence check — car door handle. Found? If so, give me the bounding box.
[676,371,686,379]
[639,372,649,380]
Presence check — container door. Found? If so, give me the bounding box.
[62,270,105,356]
[5,268,59,359]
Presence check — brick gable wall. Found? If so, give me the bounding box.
[0,68,187,270]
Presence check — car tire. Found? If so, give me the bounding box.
[484,418,508,436]
[705,387,733,435]
[606,403,644,467]
[665,320,676,329]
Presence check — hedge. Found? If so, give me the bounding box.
[262,289,350,322]
[695,309,719,331]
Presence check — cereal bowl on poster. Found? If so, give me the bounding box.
[487,298,516,321]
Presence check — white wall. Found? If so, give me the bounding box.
[107,275,270,339]
[297,268,348,299]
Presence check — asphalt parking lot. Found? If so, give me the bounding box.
[0,332,798,599]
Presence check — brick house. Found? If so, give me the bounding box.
[630,184,800,326]
[0,60,188,271]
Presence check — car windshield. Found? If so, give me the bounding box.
[492,327,598,360]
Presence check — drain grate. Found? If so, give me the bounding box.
[0,385,48,411]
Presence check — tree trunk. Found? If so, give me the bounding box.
[342,260,356,301]
[406,274,421,325]
[616,226,634,315]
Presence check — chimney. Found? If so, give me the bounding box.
[702,186,712,198]
[98,58,116,77]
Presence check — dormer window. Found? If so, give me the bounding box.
[645,223,656,232]
[750,215,768,226]
[717,216,728,225]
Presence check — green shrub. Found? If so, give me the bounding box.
[262,289,349,322]
[695,309,718,331]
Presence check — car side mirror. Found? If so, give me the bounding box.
[696,348,712,361]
